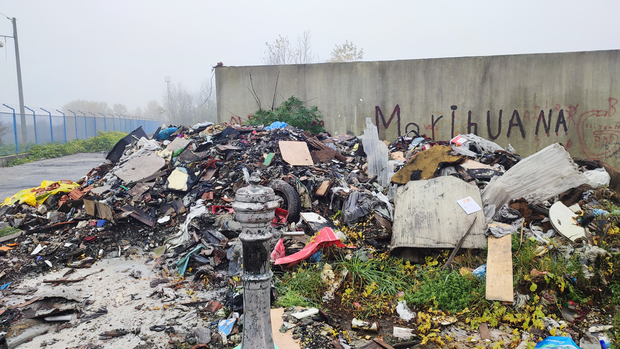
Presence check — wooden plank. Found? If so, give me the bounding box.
[442,216,477,270]
[315,180,331,196]
[391,176,487,250]
[486,235,513,302]
[279,141,313,166]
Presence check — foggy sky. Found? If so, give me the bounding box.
[1,0,618,115]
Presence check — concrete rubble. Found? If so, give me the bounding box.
[0,119,618,348]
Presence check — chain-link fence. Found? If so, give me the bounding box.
[0,110,160,156]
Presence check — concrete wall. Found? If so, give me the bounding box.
[216,50,620,167]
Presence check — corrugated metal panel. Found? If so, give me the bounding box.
[390,176,487,251]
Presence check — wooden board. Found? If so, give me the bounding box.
[315,180,331,196]
[279,141,313,166]
[391,176,487,250]
[486,235,513,302]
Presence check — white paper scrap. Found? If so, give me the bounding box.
[457,196,482,214]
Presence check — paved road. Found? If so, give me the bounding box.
[0,153,107,202]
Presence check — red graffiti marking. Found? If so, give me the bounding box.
[230,116,243,124]
[553,104,562,112]
[577,97,620,160]
[566,105,579,126]
[566,139,573,150]
[523,110,531,122]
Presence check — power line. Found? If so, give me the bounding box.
[0,11,11,20]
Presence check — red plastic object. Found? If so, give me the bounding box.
[211,206,234,214]
[271,208,289,227]
[83,236,96,242]
[274,227,352,266]
[270,238,285,262]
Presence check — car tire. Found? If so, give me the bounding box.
[269,179,301,223]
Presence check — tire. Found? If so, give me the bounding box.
[269,179,301,223]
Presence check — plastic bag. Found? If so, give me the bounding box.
[584,167,611,188]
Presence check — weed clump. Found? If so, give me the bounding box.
[274,262,326,308]
[248,96,325,134]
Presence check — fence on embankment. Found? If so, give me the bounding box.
[0,108,160,156]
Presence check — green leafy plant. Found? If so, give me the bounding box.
[248,96,325,134]
[0,226,20,237]
[405,267,485,313]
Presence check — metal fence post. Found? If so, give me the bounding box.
[56,110,67,143]
[78,110,87,139]
[24,106,37,145]
[68,109,77,140]
[100,113,106,132]
[2,104,19,154]
[88,112,96,136]
[109,113,115,131]
[40,108,53,143]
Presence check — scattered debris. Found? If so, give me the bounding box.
[0,120,618,349]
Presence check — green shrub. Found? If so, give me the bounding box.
[248,96,325,134]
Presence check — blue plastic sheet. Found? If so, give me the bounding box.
[156,127,179,140]
[265,121,288,130]
[534,336,580,349]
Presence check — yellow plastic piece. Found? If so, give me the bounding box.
[2,180,80,207]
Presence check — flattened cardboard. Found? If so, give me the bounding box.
[279,141,313,166]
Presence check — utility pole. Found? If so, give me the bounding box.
[165,76,171,122]
[11,17,26,144]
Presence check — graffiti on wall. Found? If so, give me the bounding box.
[376,97,619,161]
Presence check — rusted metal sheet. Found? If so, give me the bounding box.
[390,176,487,251]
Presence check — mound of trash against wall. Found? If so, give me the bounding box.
[0,118,619,349]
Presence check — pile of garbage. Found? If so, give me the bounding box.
[0,117,618,349]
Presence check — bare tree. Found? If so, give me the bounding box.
[0,121,10,146]
[61,100,112,114]
[143,100,165,121]
[165,80,216,125]
[113,103,129,115]
[293,30,318,64]
[262,35,293,65]
[328,40,364,62]
[263,31,318,65]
